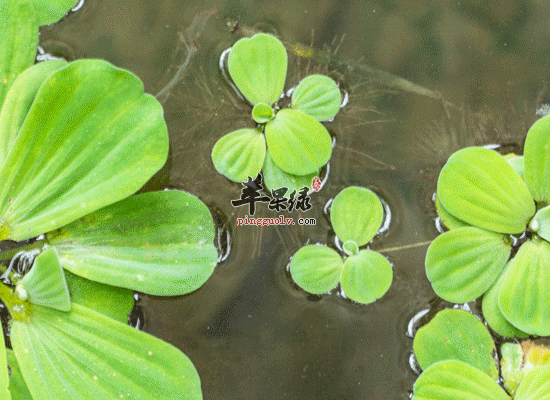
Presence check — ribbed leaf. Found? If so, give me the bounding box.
[6,350,31,400]
[425,227,511,303]
[290,245,343,294]
[262,151,318,194]
[227,33,287,105]
[48,190,217,296]
[17,248,70,312]
[11,304,202,400]
[435,194,470,230]
[30,0,77,26]
[0,59,168,241]
[515,366,550,400]
[413,309,498,379]
[340,250,392,304]
[0,0,38,109]
[265,109,332,175]
[482,268,529,338]
[412,360,510,400]
[291,75,341,121]
[437,147,535,234]
[0,60,67,166]
[211,128,266,182]
[499,238,550,335]
[525,115,550,202]
[330,186,383,246]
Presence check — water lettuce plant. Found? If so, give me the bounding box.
[289,186,392,304]
[212,33,341,190]
[0,1,217,398]
[425,115,550,336]
[411,309,550,400]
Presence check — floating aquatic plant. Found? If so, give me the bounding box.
[289,186,392,304]
[411,309,550,400]
[212,33,341,190]
[426,115,550,336]
[0,1,216,398]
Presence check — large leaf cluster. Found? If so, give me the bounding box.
[211,33,342,192]
[426,116,550,336]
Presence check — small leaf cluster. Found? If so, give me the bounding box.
[212,33,342,192]
[289,186,392,304]
[411,309,550,400]
[426,115,550,337]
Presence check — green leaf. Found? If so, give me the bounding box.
[412,360,510,400]
[0,323,9,400]
[340,250,392,304]
[291,74,341,121]
[499,238,550,335]
[0,60,68,166]
[515,365,550,400]
[437,147,535,234]
[506,155,524,179]
[413,309,498,379]
[6,350,31,400]
[211,128,266,182]
[16,248,70,312]
[482,267,529,339]
[265,109,332,176]
[0,59,168,241]
[529,205,550,243]
[227,33,287,105]
[330,186,383,246]
[524,115,550,202]
[435,193,470,230]
[289,245,343,294]
[500,343,524,396]
[11,304,202,400]
[251,103,274,123]
[65,270,133,324]
[48,190,217,296]
[262,151,318,194]
[0,0,38,109]
[425,227,511,303]
[30,0,77,26]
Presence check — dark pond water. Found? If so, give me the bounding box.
[39,0,550,398]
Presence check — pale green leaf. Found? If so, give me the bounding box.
[331,186,383,246]
[211,128,266,183]
[48,190,217,296]
[435,193,470,230]
[0,60,68,166]
[515,365,550,400]
[524,115,550,202]
[499,238,550,336]
[437,147,535,234]
[228,33,287,105]
[0,323,9,400]
[0,0,38,109]
[412,360,510,400]
[30,0,77,26]
[6,350,31,400]
[65,270,133,324]
[506,155,524,179]
[11,304,202,400]
[17,248,70,312]
[265,109,332,175]
[290,245,343,294]
[482,265,529,339]
[529,205,550,243]
[413,309,498,379]
[425,227,511,303]
[340,250,392,304]
[0,59,168,241]
[262,151,318,194]
[291,74,341,121]
[500,343,524,396]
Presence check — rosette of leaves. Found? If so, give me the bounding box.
[211,33,341,191]
[289,186,392,304]
[0,2,218,398]
[411,309,550,400]
[426,115,550,337]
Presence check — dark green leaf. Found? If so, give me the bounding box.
[291,74,341,121]
[48,190,217,296]
[290,245,343,294]
[0,59,168,241]
[425,227,511,303]
[437,147,535,234]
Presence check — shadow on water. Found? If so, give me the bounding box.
[37,0,550,398]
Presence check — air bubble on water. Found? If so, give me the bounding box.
[378,197,392,235]
[71,0,85,11]
[406,308,430,338]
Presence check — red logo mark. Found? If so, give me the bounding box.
[312,176,322,192]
